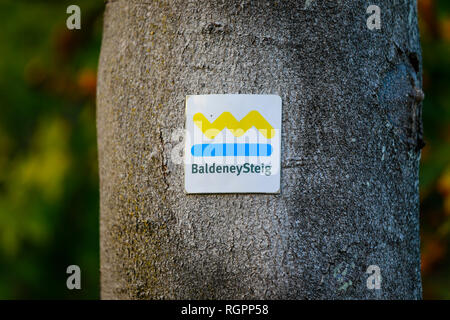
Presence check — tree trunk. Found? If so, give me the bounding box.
[97,0,423,299]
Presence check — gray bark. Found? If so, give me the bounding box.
[97,0,423,299]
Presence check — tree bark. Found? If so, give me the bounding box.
[97,0,423,299]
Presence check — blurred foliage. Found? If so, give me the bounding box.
[0,0,449,299]
[0,0,103,299]
[419,0,450,300]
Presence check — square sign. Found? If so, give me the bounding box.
[184,94,282,194]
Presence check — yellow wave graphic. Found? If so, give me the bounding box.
[193,111,275,139]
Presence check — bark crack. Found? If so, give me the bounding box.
[158,128,169,192]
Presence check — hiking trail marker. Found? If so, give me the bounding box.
[184,94,282,194]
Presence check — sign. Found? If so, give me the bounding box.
[184,94,282,194]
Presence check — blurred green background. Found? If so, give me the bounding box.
[0,0,449,299]
[0,0,102,299]
[418,0,450,300]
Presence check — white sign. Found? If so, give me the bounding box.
[184,94,282,193]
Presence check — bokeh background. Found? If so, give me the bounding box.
[0,0,449,299]
[0,0,102,299]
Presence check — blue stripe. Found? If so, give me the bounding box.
[191,144,273,157]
